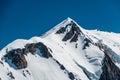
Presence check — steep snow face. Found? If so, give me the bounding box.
[87,30,120,65]
[0,18,120,80]
[42,18,104,80]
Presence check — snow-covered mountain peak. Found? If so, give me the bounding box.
[65,17,73,22]
[42,17,86,44]
[42,17,84,38]
[1,18,120,80]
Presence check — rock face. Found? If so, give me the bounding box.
[5,42,52,69]
[99,52,120,80]
[5,48,27,69]
[56,27,66,34]
[68,72,75,80]
[7,72,15,79]
[25,42,53,58]
[94,42,120,80]
[56,21,82,42]
[35,42,53,58]
[82,38,91,49]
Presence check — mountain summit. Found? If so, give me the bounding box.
[0,18,120,80]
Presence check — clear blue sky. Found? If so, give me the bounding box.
[0,0,120,49]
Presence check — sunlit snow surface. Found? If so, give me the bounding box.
[0,18,120,80]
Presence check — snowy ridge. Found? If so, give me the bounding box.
[41,17,71,38]
[42,17,85,38]
[0,18,120,80]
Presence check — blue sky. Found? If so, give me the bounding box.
[0,0,120,49]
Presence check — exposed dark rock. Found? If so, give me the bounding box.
[25,42,53,58]
[56,27,66,34]
[26,70,31,75]
[70,21,81,34]
[53,58,80,80]
[56,21,82,42]
[93,42,120,80]
[62,25,81,42]
[82,38,91,49]
[22,48,28,55]
[81,36,120,80]
[23,70,31,77]
[5,48,22,59]
[68,72,75,80]
[5,48,27,69]
[62,28,74,41]
[23,71,26,77]
[70,33,78,42]
[75,43,78,48]
[12,54,27,69]
[25,43,36,55]
[0,61,4,66]
[99,52,120,80]
[16,42,52,59]
[35,42,52,58]
[54,59,66,70]
[62,21,81,42]
[49,48,53,53]
[5,42,52,69]
[60,64,65,70]
[7,72,15,79]
[1,57,4,61]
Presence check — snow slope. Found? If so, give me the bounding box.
[0,18,120,80]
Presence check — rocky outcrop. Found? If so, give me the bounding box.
[99,51,120,80]
[62,21,81,42]
[56,21,82,42]
[62,28,74,41]
[7,72,15,79]
[68,72,75,80]
[56,27,66,34]
[25,42,52,58]
[82,38,91,49]
[5,42,52,69]
[70,33,78,42]
[5,48,27,69]
[35,42,53,58]
[93,42,120,80]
